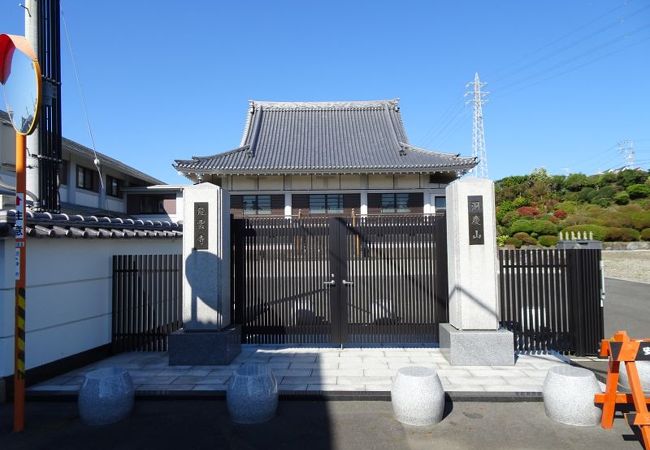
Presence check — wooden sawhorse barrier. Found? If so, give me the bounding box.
[595,331,650,449]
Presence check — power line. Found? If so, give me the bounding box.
[491,3,650,89]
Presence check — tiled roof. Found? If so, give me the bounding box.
[174,99,476,175]
[0,210,182,239]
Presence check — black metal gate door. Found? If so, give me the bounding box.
[233,215,447,344]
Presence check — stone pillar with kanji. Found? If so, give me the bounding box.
[169,182,240,365]
[440,177,514,366]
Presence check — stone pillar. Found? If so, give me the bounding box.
[440,178,514,366]
[169,182,240,365]
[182,182,230,329]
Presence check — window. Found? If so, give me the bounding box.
[242,195,272,215]
[60,160,68,185]
[309,194,343,214]
[107,175,122,198]
[434,196,446,211]
[381,193,410,213]
[76,166,99,192]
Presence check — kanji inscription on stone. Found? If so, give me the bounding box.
[194,202,209,250]
[467,195,484,245]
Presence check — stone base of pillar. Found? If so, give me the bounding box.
[169,325,241,366]
[439,323,515,366]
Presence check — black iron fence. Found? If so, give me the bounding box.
[110,244,603,355]
[112,254,183,352]
[232,215,448,345]
[498,248,604,356]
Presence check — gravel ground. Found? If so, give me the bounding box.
[602,250,650,284]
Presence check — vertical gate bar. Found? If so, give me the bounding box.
[112,255,118,353]
[514,249,524,352]
[531,249,540,351]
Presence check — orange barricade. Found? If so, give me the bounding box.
[594,331,650,449]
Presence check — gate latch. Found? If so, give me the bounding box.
[342,279,354,286]
[323,274,336,286]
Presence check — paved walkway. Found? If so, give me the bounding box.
[29,345,572,396]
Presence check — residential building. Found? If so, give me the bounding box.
[0,110,175,219]
[174,99,476,218]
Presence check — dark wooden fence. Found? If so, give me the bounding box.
[498,248,604,356]
[112,254,183,352]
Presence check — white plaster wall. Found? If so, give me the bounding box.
[75,190,100,208]
[105,197,125,213]
[258,176,283,191]
[340,175,362,189]
[232,176,257,191]
[0,237,181,377]
[395,175,419,189]
[312,175,340,190]
[368,174,394,189]
[289,175,311,190]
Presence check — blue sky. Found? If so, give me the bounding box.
[1,0,649,183]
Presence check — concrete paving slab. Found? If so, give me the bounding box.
[27,346,568,398]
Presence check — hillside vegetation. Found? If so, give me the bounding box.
[494,168,650,247]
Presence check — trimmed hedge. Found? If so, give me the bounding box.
[510,219,558,236]
[538,235,559,247]
[513,232,538,245]
[504,237,523,248]
[626,184,650,199]
[641,228,650,241]
[604,227,640,242]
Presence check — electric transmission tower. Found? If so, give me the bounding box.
[465,72,489,178]
[617,139,635,169]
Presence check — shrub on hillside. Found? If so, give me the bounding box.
[516,206,540,217]
[593,198,611,208]
[626,183,650,199]
[630,212,650,230]
[617,169,647,188]
[500,210,520,228]
[512,196,529,208]
[641,228,650,241]
[604,227,640,242]
[504,237,523,248]
[577,187,597,203]
[553,209,567,219]
[509,219,535,235]
[564,173,590,191]
[513,232,538,246]
[538,235,559,247]
[614,191,630,205]
[560,224,608,241]
[555,201,578,214]
[531,219,559,235]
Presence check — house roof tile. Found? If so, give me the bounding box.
[174,99,476,175]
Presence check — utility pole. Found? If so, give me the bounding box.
[465,72,489,179]
[618,139,635,169]
[25,0,40,209]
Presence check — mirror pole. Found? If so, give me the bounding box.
[13,132,26,432]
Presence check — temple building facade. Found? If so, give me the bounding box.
[174,99,476,217]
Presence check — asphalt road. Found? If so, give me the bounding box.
[0,278,646,450]
[604,278,650,339]
[0,400,643,450]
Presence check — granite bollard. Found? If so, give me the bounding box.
[391,366,445,426]
[543,365,602,426]
[227,363,279,424]
[619,361,650,392]
[78,367,134,426]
